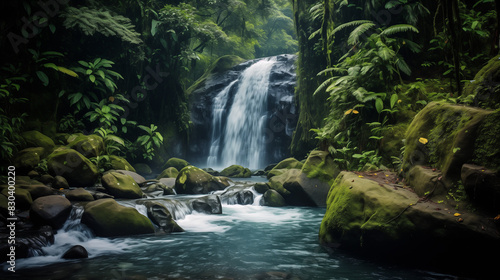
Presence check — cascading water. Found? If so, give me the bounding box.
[207,80,237,168]
[207,57,277,169]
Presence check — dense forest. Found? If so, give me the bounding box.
[1,0,499,173]
[2,0,500,279]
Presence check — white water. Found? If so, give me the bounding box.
[207,80,238,168]
[207,57,277,169]
[4,190,455,279]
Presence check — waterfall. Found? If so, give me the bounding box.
[207,80,237,167]
[207,57,277,169]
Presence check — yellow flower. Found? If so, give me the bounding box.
[358,175,364,178]
[454,213,461,217]
[344,109,359,115]
[418,137,428,144]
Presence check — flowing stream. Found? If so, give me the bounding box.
[3,181,457,280]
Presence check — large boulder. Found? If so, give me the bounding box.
[157,167,179,179]
[101,172,144,199]
[21,130,55,156]
[220,165,251,178]
[47,149,99,188]
[14,147,45,172]
[463,54,500,108]
[260,189,286,207]
[109,155,136,172]
[402,101,495,182]
[64,188,95,201]
[67,134,104,158]
[319,171,500,277]
[30,195,72,229]
[267,151,339,207]
[300,150,339,183]
[268,169,331,207]
[115,170,146,184]
[267,158,303,179]
[175,166,229,194]
[15,184,55,199]
[461,164,500,213]
[133,163,153,176]
[81,199,155,237]
[163,157,189,171]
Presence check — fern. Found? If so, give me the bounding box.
[332,20,373,37]
[379,24,419,37]
[62,7,143,45]
[347,22,376,45]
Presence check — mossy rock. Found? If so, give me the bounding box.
[319,171,500,276]
[157,167,179,179]
[65,188,95,201]
[402,101,492,182]
[14,147,45,171]
[81,199,155,237]
[21,130,55,157]
[301,150,339,183]
[175,166,228,194]
[14,184,54,199]
[220,165,251,178]
[267,158,303,179]
[380,123,408,164]
[260,189,286,207]
[133,163,153,176]
[163,157,189,171]
[67,134,104,158]
[471,111,500,169]
[109,155,136,172]
[47,149,99,188]
[463,55,500,109]
[101,171,144,199]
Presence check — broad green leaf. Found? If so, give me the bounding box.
[89,74,96,83]
[36,71,49,86]
[375,98,384,114]
[390,94,398,109]
[43,63,59,71]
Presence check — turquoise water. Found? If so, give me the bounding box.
[5,201,458,280]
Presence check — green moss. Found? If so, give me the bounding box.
[301,150,339,183]
[267,158,303,179]
[472,111,500,169]
[319,172,416,248]
[463,55,500,109]
[163,157,189,171]
[157,167,179,179]
[402,101,491,180]
[109,155,136,172]
[82,199,155,237]
[220,165,251,178]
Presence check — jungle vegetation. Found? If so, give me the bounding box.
[0,0,499,175]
